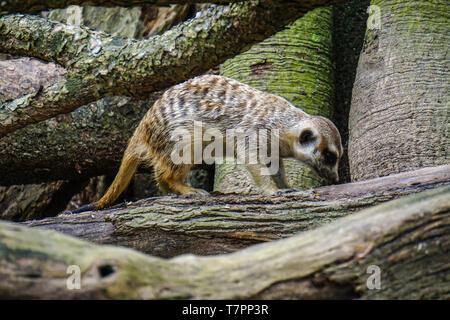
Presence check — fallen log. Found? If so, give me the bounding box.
[25,164,450,257]
[1,185,449,299]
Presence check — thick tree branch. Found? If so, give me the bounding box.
[0,0,343,137]
[25,165,450,257]
[2,185,449,299]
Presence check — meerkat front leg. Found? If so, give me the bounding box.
[273,159,297,194]
[269,159,290,190]
[246,163,281,195]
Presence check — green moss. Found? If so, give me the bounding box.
[64,76,84,95]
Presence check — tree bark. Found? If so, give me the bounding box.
[46,4,146,39]
[45,3,191,39]
[348,0,450,181]
[24,165,450,258]
[0,57,66,103]
[216,6,334,193]
[2,184,448,299]
[0,180,91,221]
[0,0,344,138]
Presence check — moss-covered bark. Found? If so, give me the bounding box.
[2,185,448,299]
[0,0,344,138]
[216,6,334,193]
[349,0,450,181]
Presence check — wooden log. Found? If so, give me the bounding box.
[2,185,448,299]
[25,164,450,257]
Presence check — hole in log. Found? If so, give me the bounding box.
[98,265,115,278]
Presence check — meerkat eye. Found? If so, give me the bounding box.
[323,149,337,166]
[299,130,315,145]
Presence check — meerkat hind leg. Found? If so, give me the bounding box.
[160,164,209,196]
[155,173,171,195]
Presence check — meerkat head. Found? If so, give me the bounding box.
[288,116,343,183]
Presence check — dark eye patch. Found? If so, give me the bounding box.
[299,130,315,145]
[323,149,337,166]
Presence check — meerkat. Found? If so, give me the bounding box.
[69,75,343,213]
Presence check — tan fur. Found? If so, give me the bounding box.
[92,75,343,211]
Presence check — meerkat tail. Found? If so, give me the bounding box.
[65,138,143,214]
[93,145,141,211]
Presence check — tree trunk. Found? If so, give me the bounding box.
[348,0,449,181]
[46,3,191,39]
[46,5,146,39]
[215,6,335,194]
[2,184,448,299]
[24,165,450,258]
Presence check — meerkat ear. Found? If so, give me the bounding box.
[299,129,315,145]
